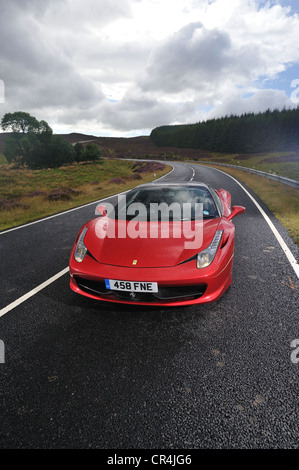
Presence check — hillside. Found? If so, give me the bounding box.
[57,132,99,144]
[64,134,213,160]
[0,133,214,161]
[1,131,298,180]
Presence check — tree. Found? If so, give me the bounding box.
[74,142,84,162]
[1,111,40,134]
[25,134,75,169]
[73,142,102,163]
[82,143,102,162]
[150,107,299,153]
[45,135,75,168]
[0,111,75,168]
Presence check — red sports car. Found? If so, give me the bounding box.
[69,182,245,306]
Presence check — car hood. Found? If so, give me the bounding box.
[84,217,220,268]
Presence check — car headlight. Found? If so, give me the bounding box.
[197,230,223,269]
[74,227,88,263]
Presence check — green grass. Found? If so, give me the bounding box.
[170,149,299,180]
[202,163,299,246]
[0,154,7,165]
[0,159,171,231]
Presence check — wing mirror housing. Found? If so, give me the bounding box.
[227,205,245,221]
[95,204,107,216]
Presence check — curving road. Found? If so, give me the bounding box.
[0,161,299,449]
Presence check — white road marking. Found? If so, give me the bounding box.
[0,267,70,318]
[199,165,299,279]
[2,161,297,318]
[187,166,195,181]
[0,191,129,236]
[0,165,176,317]
[151,164,175,184]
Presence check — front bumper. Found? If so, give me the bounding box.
[69,248,234,307]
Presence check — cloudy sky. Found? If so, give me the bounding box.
[0,0,299,137]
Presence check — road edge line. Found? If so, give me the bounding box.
[0,267,69,318]
[0,164,177,317]
[199,165,299,278]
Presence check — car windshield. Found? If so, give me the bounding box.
[111,186,219,221]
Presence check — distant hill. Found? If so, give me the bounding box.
[57,132,99,144]
[0,131,213,161]
[84,135,213,160]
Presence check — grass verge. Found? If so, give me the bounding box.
[203,163,299,246]
[0,159,171,231]
[169,151,299,181]
[204,152,299,181]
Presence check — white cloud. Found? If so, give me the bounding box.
[139,1,299,97]
[0,0,299,136]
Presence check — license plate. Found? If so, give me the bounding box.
[105,279,158,293]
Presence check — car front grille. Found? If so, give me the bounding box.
[74,276,207,303]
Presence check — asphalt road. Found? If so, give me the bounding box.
[0,161,299,449]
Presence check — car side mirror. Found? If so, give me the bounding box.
[227,205,245,221]
[95,204,107,216]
